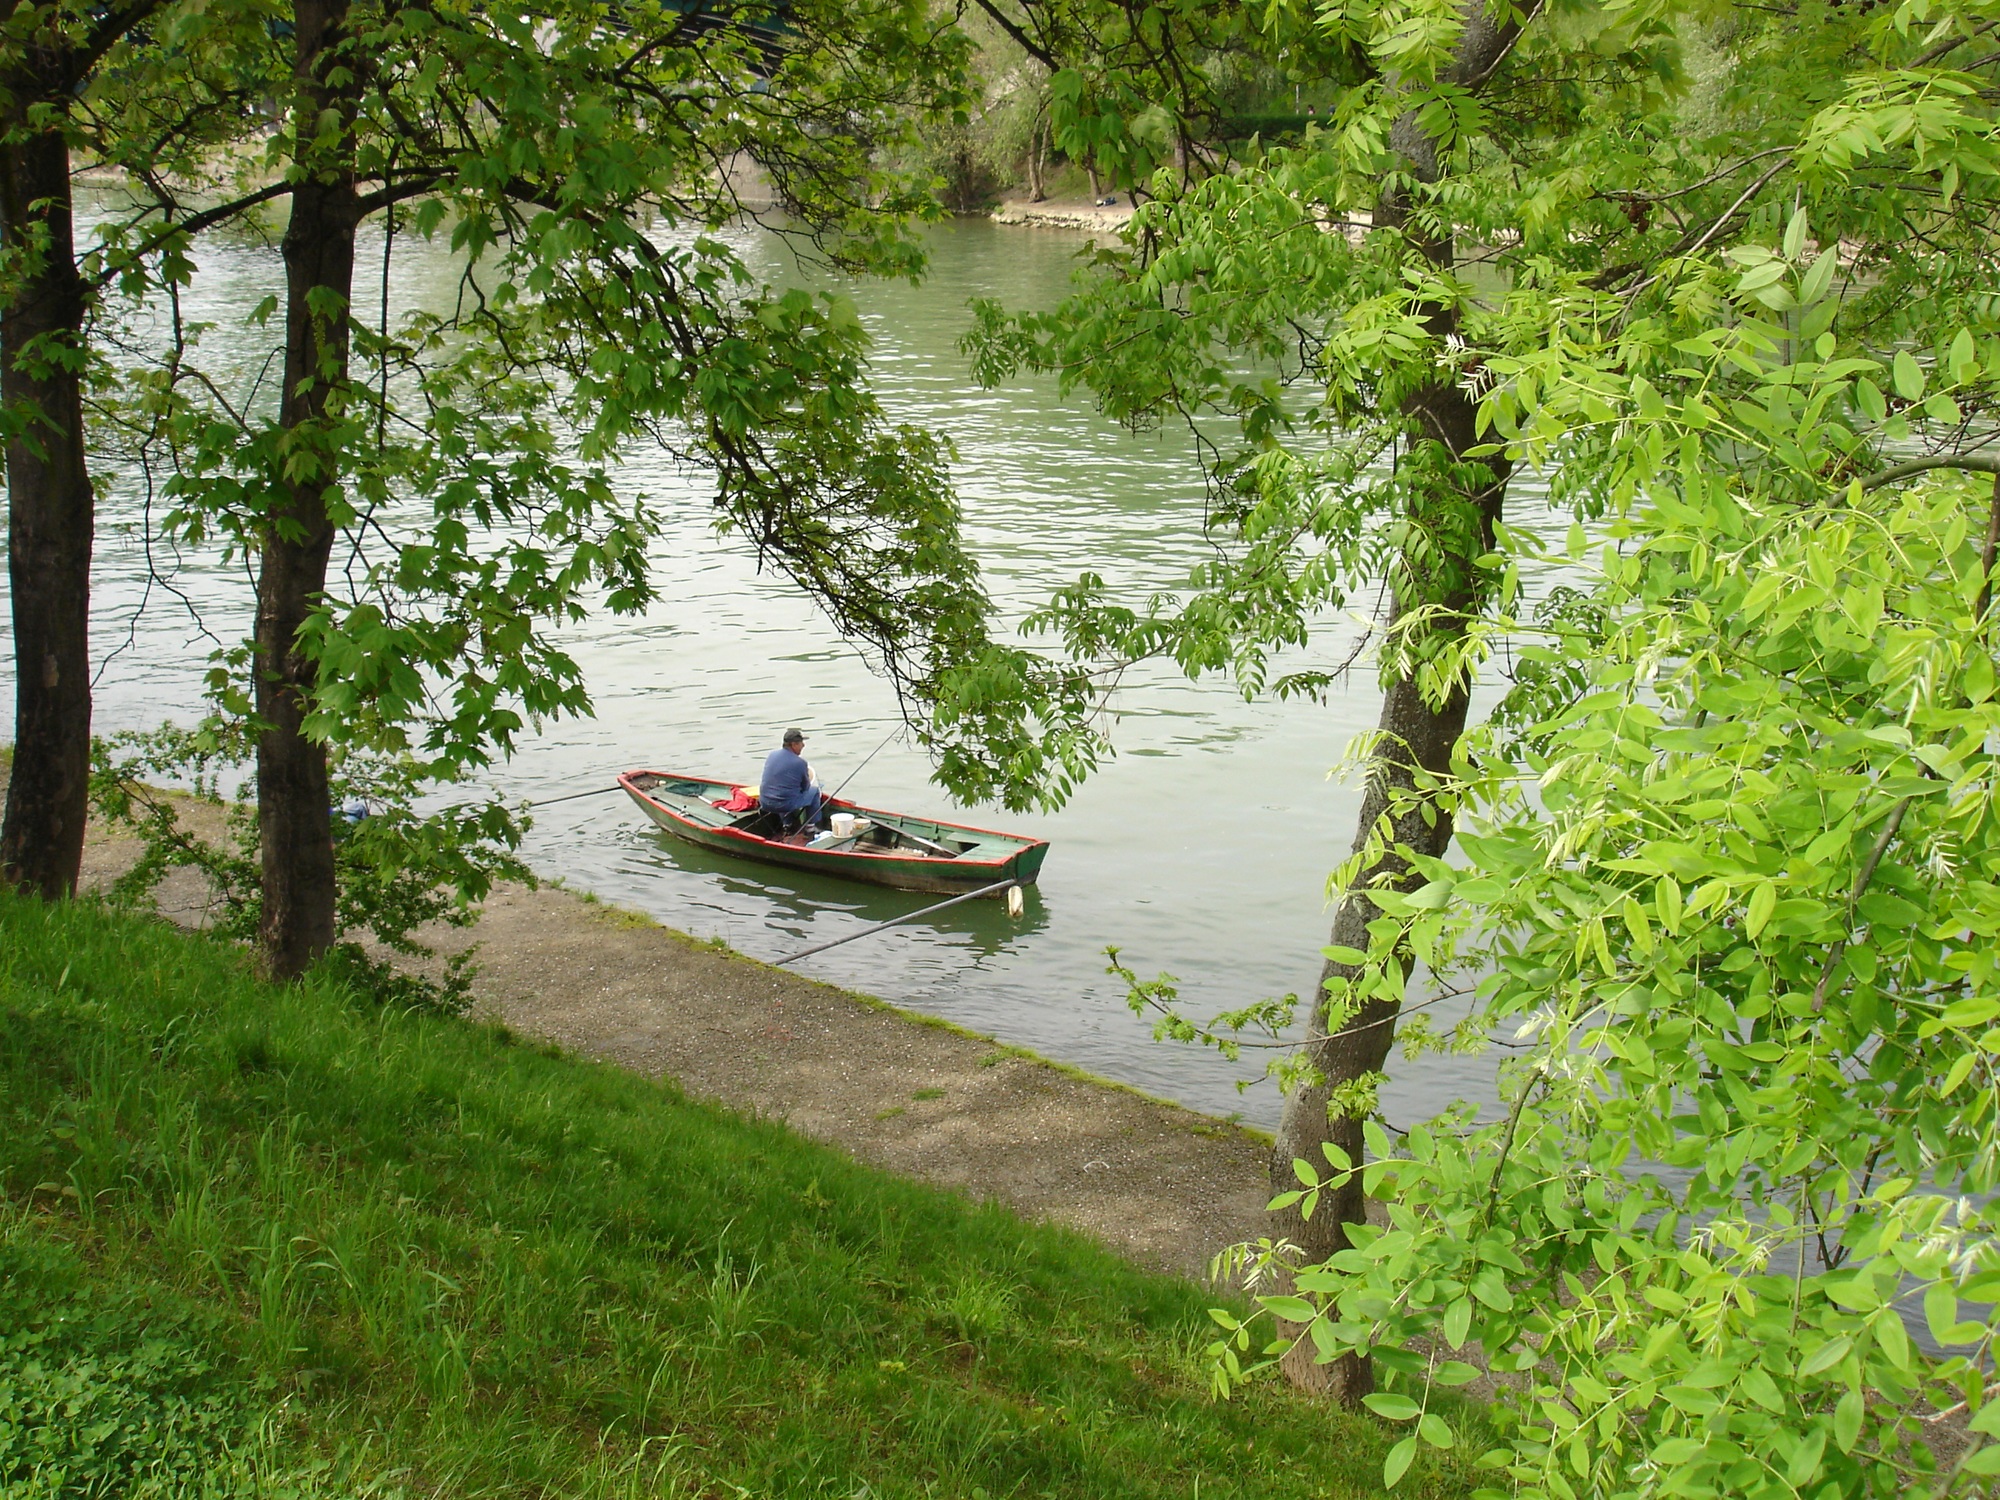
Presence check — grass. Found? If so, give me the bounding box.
[0,893,1476,1498]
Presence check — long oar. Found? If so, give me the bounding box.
[774,878,1022,965]
[526,783,625,809]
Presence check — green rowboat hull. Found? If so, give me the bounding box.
[618,770,1050,896]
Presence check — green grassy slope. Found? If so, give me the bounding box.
[0,894,1469,1498]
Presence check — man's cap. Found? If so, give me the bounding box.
[783,727,807,745]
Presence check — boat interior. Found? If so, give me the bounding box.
[628,773,984,859]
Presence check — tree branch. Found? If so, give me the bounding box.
[1981,473,2000,624]
[86,181,295,293]
[1600,147,1793,206]
[353,172,448,217]
[1912,16,2000,69]
[1811,794,1915,1013]
[1858,453,2000,490]
[71,0,166,84]
[971,0,1059,71]
[1614,156,1792,300]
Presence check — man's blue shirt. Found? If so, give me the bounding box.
[759,748,813,814]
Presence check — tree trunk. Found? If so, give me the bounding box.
[1266,0,1530,1403]
[0,100,94,900]
[1268,412,1504,1401]
[256,0,359,979]
[1027,109,1046,202]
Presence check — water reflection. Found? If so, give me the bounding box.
[615,818,1053,960]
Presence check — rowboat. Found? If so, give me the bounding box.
[617,770,1050,895]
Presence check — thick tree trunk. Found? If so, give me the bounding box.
[256,0,358,979]
[0,111,94,900]
[1266,0,1530,1403]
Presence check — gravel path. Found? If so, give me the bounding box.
[63,788,1275,1279]
[428,886,1274,1278]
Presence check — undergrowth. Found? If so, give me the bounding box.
[0,894,1472,1497]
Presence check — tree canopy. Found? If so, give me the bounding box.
[964,0,2000,1458]
[31,0,1104,974]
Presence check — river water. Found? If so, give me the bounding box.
[8,208,1549,1128]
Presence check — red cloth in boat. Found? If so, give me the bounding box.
[714,787,759,813]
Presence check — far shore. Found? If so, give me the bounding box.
[990,195,1138,233]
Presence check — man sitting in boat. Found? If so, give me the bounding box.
[759,727,826,834]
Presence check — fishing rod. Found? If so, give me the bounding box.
[528,728,895,813]
[524,784,625,808]
[774,879,1023,965]
[826,727,900,802]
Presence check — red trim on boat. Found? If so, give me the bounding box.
[616,769,1030,869]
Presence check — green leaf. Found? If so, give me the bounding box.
[1443,1295,1472,1349]
[1383,1436,1418,1488]
[1741,572,1786,617]
[1949,327,1978,383]
[1798,1335,1852,1375]
[1834,1387,1864,1452]
[1405,882,1452,911]
[1365,1393,1422,1421]
[1470,1270,1514,1311]
[1924,1282,1963,1347]
[1737,261,1789,293]
[1651,1437,1703,1465]
[1962,1446,2000,1476]
[1940,1051,1978,1096]
[1745,880,1777,938]
[1893,350,1926,402]
[1262,1295,1318,1323]
[1873,1305,1913,1371]
[1655,878,1683,933]
[1783,207,1809,260]
[1419,1413,1454,1449]
[1939,997,2000,1029]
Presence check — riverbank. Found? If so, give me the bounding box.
[63,782,1273,1280]
[408,882,1274,1279]
[1,890,1472,1498]
[991,195,1137,233]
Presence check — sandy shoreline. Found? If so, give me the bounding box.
[990,196,1137,233]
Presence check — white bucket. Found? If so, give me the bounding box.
[830,813,857,838]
